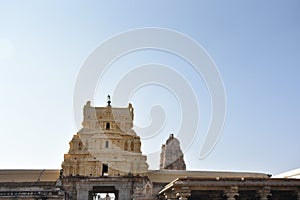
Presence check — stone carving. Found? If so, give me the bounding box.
[62,97,149,176]
[132,181,153,199]
[160,134,186,170]
[224,186,239,200]
[257,186,272,200]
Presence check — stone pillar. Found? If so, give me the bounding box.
[297,191,300,200]
[257,186,271,200]
[175,187,191,200]
[163,191,177,200]
[224,186,239,200]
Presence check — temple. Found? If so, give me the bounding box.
[1,96,300,200]
[62,99,148,176]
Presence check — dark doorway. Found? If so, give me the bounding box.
[189,190,225,200]
[89,186,118,200]
[236,190,258,200]
[91,192,115,200]
[271,190,297,200]
[102,164,108,176]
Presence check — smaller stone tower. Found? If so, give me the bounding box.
[159,134,186,170]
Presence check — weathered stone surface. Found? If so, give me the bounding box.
[62,176,158,200]
[0,181,65,199]
[160,134,186,170]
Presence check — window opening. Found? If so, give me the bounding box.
[102,164,108,176]
[106,122,110,130]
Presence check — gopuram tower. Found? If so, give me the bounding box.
[160,134,186,170]
[62,95,149,176]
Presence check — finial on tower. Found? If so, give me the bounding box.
[107,95,111,106]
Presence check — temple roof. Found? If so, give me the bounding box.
[0,169,269,183]
[0,169,60,182]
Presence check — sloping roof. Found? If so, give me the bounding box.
[0,169,269,183]
[0,169,59,182]
[147,170,269,183]
[273,168,300,179]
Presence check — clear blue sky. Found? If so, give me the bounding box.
[0,1,299,175]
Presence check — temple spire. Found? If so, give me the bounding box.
[107,95,111,106]
[160,134,186,170]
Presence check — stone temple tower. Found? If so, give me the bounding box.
[62,95,149,176]
[160,134,186,170]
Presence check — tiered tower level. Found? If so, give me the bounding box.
[62,97,149,176]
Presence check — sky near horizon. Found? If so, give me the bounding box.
[0,1,300,175]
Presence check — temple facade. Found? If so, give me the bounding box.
[62,98,148,177]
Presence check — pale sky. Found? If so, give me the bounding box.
[0,1,300,176]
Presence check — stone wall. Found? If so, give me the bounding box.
[62,176,160,200]
[0,181,65,200]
